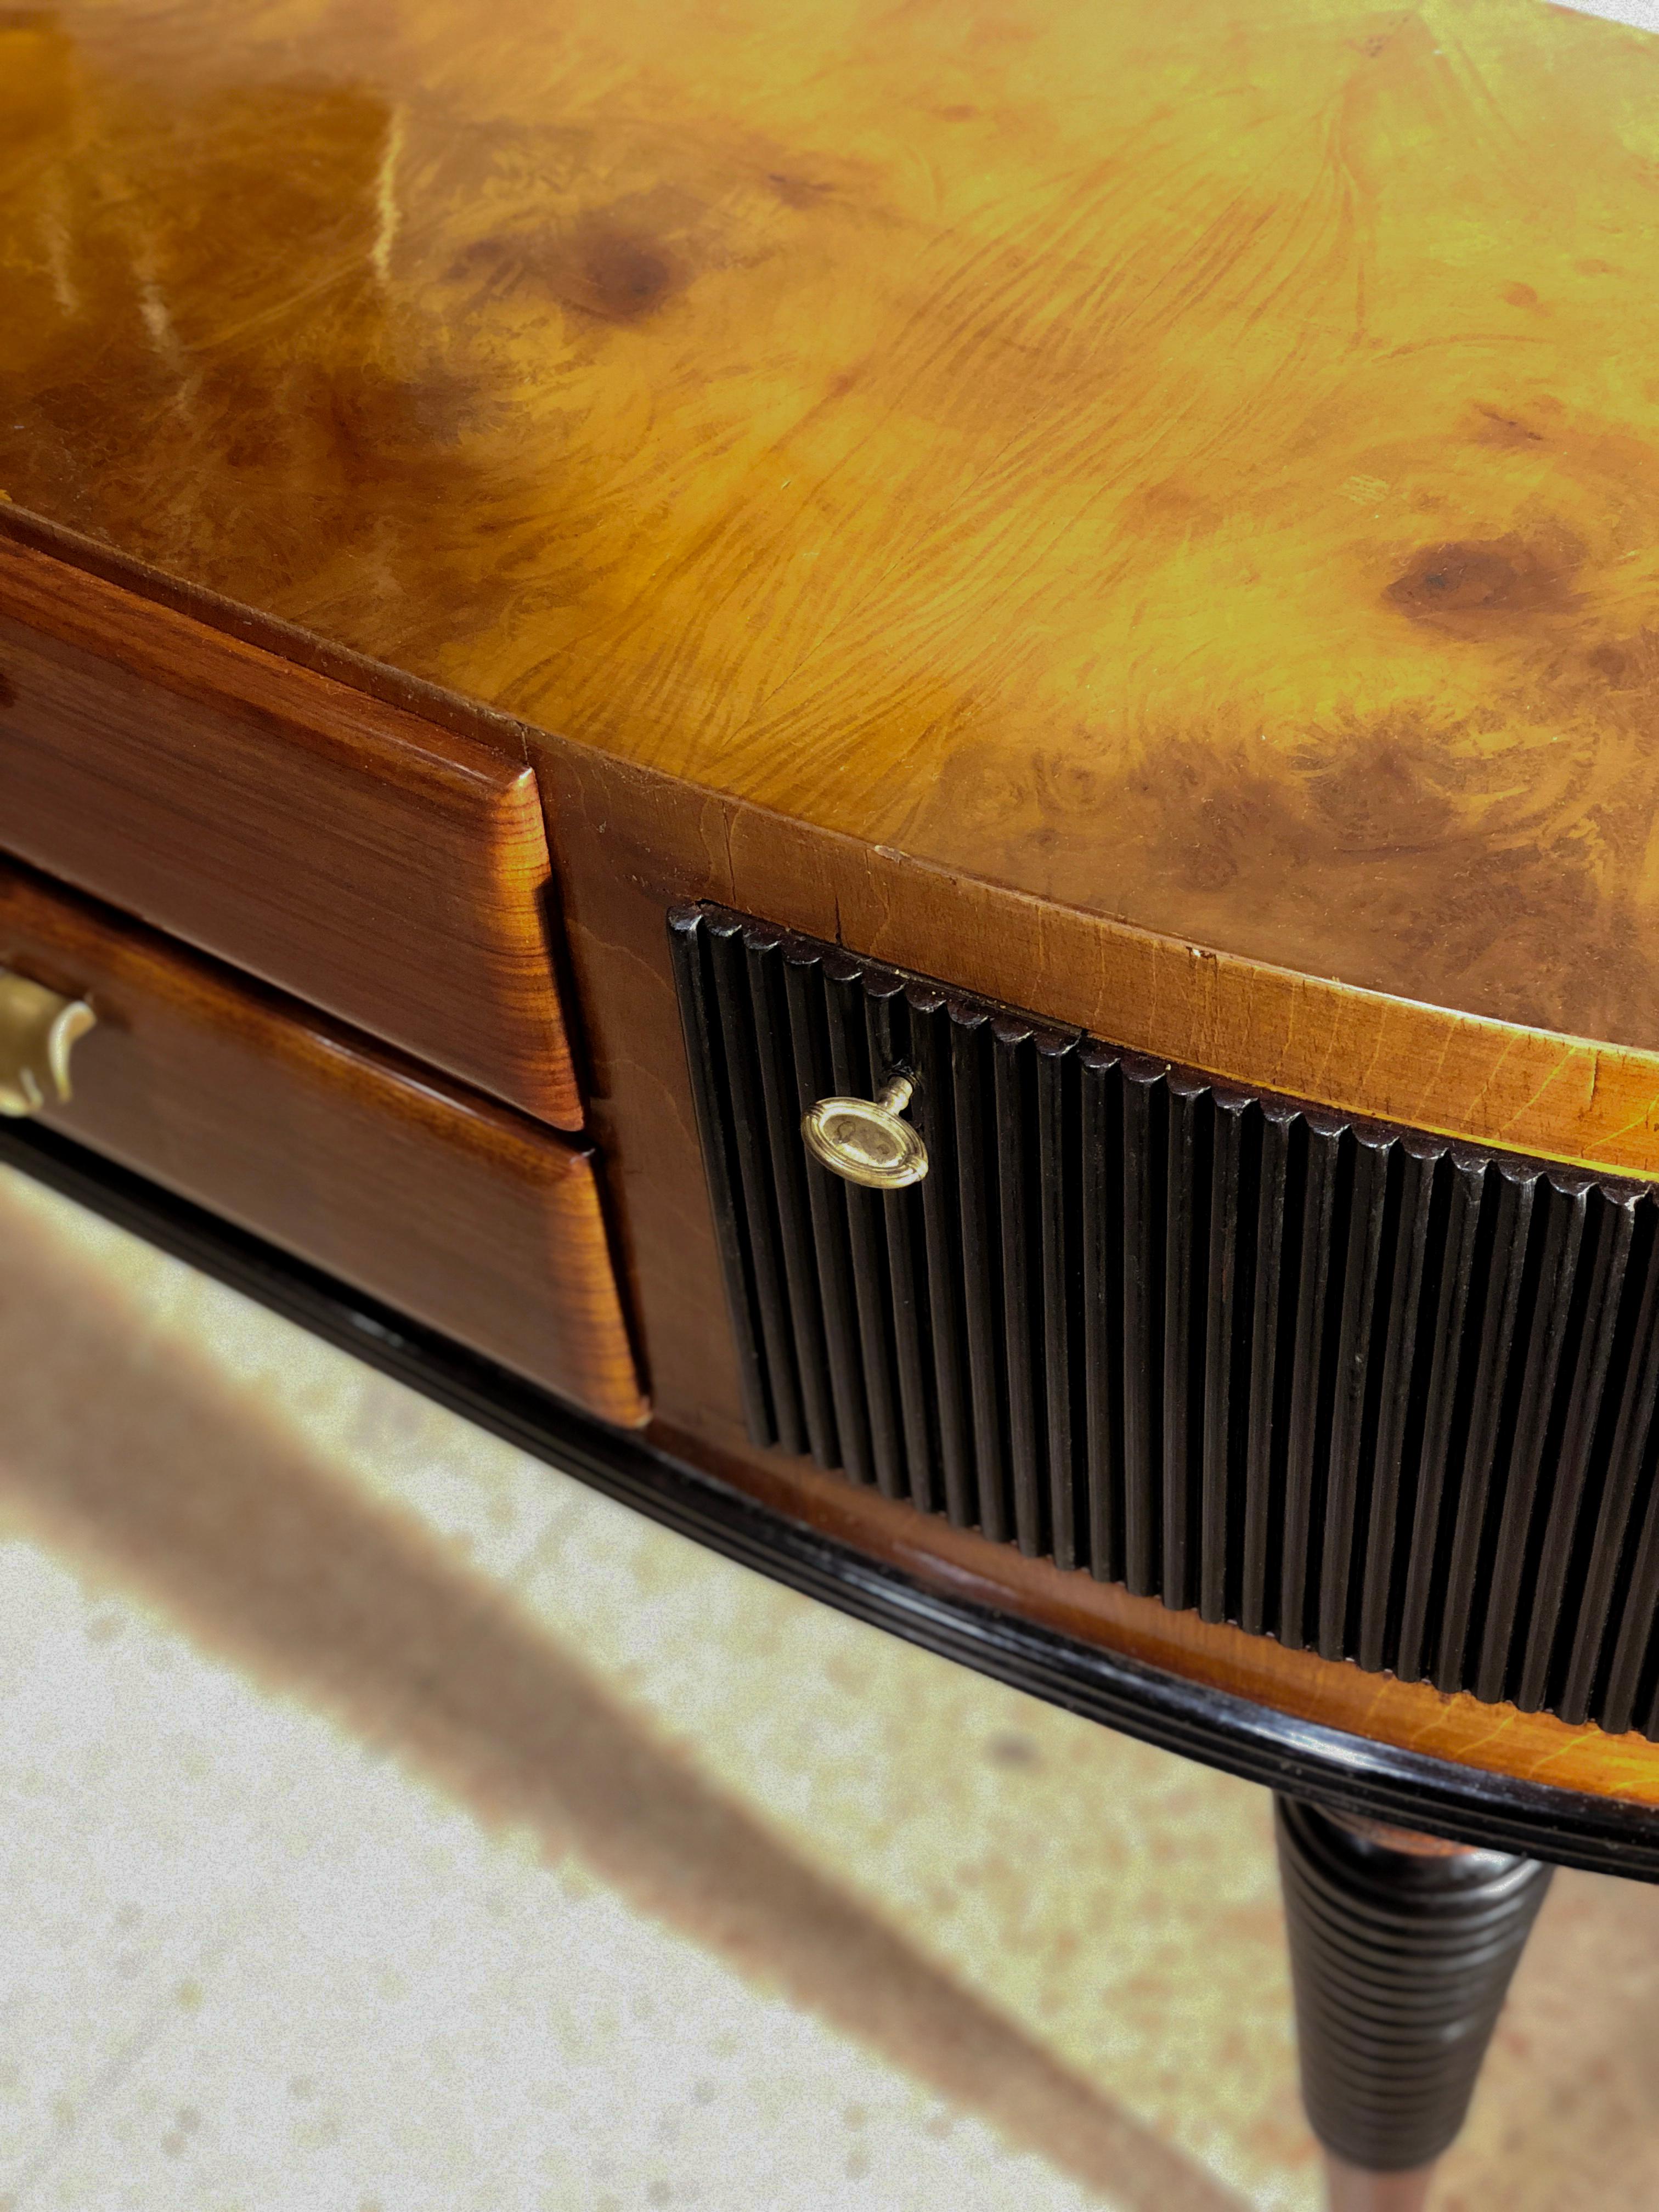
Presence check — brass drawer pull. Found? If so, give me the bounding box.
[0,969,96,1118]
[801,1071,928,1189]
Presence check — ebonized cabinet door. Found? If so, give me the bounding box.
[673,904,1659,1739]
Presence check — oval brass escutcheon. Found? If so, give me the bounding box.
[0,969,97,1118]
[801,1073,928,1189]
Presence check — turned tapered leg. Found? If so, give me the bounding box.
[1274,1797,1554,2212]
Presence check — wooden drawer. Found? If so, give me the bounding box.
[0,859,644,1427]
[0,537,580,1129]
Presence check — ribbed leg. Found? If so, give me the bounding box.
[1274,1798,1553,2209]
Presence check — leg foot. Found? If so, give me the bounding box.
[1274,1797,1552,2205]
[1323,2152,1436,2212]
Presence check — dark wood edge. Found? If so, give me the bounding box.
[4,1116,1658,1880]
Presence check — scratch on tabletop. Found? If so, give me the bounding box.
[716,805,736,899]
[1189,943,1220,1068]
[1494,1048,1577,1149]
[1422,1019,1458,1107]
[1272,974,1301,1096]
[1352,1000,1390,1110]
[1308,982,1343,1101]
[1463,1025,1523,1126]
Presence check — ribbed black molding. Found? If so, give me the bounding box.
[669,904,1659,1735]
[1274,1797,1553,2172]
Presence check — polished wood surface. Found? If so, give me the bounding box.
[0,859,644,1426]
[8,1,1659,1805]
[536,743,1659,1803]
[547,738,1659,1195]
[5,0,1659,1058]
[8,517,1659,1182]
[0,536,581,1129]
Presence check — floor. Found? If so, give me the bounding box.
[1,1165,1657,2211]
[1557,0,1659,37]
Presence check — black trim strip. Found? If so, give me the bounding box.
[3,1118,1658,1880]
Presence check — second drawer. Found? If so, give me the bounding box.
[0,858,645,1427]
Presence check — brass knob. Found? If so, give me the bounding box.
[801,1072,928,1189]
[0,969,96,1118]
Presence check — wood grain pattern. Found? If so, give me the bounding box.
[0,858,644,1426]
[14,524,1659,1185]
[776,772,1659,1197]
[10,0,1659,1801]
[0,537,581,1130]
[5,0,1659,1053]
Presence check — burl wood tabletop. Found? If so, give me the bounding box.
[3,0,1658,1046]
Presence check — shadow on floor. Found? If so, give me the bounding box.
[0,1190,1242,2212]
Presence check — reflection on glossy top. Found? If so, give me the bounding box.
[4,0,1659,1042]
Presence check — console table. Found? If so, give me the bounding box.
[4,2,1659,2203]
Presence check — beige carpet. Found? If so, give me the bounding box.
[0,1163,1655,2211]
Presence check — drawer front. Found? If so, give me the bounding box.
[673,904,1659,1736]
[0,537,581,1129]
[0,861,644,1426]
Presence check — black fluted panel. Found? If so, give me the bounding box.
[1561,1221,1659,1728]
[995,1023,1045,1558]
[1240,1104,1294,1636]
[1356,1139,1441,1674]
[1515,1194,1637,1714]
[1201,1094,1249,1627]
[780,947,873,1487]
[1317,1129,1391,1663]
[671,904,1659,1736]
[1036,1037,1079,1572]
[1121,1058,1164,1599]
[704,918,806,1458]
[1080,1047,1123,1583]
[1279,1116,1342,1652]
[743,930,839,1468]
[911,990,975,1529]
[1394,1160,1485,1688]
